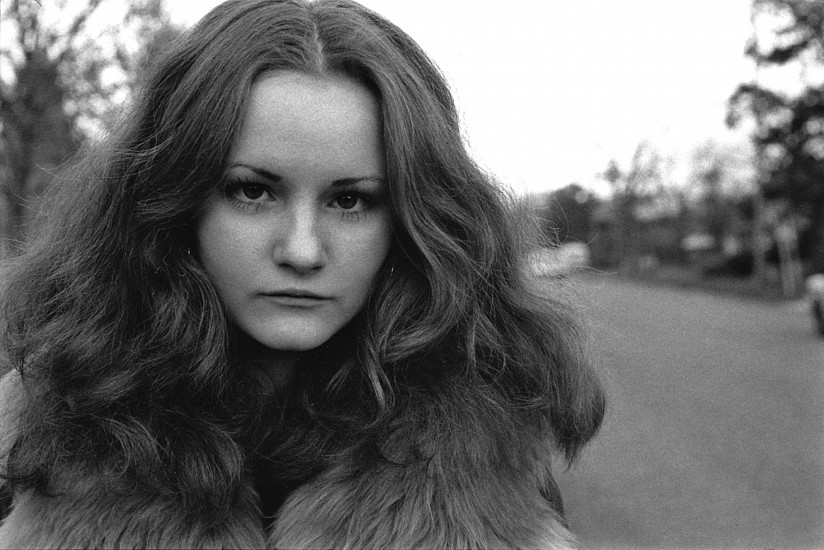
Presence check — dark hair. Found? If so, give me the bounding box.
[1,0,604,522]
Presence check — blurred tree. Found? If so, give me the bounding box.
[688,141,756,254]
[0,0,183,253]
[604,142,672,273]
[537,183,597,244]
[727,0,824,274]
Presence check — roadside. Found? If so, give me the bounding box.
[584,265,791,303]
[556,276,824,549]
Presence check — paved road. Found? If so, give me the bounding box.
[555,275,824,549]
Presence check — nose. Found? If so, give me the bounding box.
[274,204,326,274]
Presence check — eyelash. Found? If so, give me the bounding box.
[222,179,270,212]
[222,179,377,220]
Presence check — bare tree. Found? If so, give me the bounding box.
[606,142,672,273]
[0,0,182,253]
[727,0,824,275]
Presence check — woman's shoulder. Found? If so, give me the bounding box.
[0,368,22,521]
[0,368,25,466]
[0,368,24,409]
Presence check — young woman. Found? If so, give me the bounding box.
[0,0,604,547]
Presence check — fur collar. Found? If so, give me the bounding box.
[0,370,579,549]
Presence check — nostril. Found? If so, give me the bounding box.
[273,207,327,272]
[277,234,326,272]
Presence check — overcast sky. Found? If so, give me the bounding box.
[166,0,759,196]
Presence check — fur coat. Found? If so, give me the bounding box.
[0,370,579,549]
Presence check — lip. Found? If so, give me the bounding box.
[263,289,331,299]
[260,290,332,307]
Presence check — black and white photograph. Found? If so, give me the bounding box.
[0,1,821,548]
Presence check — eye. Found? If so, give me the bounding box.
[334,193,360,210]
[237,184,268,201]
[224,180,273,204]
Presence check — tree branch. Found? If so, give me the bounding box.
[54,0,105,64]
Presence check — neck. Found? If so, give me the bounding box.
[234,333,304,390]
[253,351,301,389]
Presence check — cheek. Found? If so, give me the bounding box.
[336,222,392,294]
[197,223,227,280]
[195,209,253,292]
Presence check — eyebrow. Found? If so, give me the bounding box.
[228,163,385,187]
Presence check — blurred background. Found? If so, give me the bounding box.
[1,0,822,548]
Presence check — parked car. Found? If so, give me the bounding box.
[806,274,824,337]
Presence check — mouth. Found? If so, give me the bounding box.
[263,290,330,299]
[260,290,332,306]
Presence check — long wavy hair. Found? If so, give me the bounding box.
[1,0,604,522]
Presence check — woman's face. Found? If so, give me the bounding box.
[197,71,391,352]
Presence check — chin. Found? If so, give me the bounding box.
[252,329,338,352]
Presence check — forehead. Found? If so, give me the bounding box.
[231,71,384,175]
